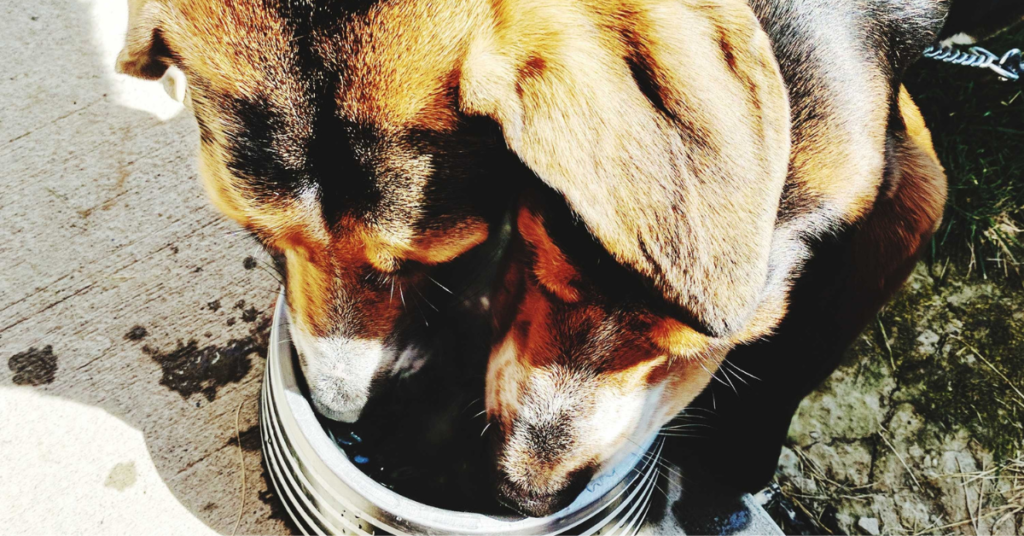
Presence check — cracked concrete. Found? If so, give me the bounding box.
[776,265,1024,535]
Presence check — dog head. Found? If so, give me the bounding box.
[459,0,792,515]
[117,0,515,421]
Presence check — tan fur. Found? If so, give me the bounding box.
[462,0,791,337]
[517,208,582,303]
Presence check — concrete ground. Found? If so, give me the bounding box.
[1,0,291,533]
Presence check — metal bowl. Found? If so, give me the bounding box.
[260,291,662,535]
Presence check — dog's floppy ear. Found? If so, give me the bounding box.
[116,0,172,80]
[461,0,791,337]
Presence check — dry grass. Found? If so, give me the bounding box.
[777,452,1024,535]
[913,456,1024,535]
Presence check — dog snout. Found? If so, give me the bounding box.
[496,463,595,517]
[307,375,370,423]
[292,328,389,423]
[491,414,597,517]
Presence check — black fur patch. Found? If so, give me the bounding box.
[223,96,307,195]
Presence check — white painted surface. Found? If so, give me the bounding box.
[0,388,218,535]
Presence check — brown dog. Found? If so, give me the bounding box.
[116,0,525,422]
[479,0,949,515]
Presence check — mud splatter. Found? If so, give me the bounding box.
[124,325,148,341]
[8,346,58,385]
[234,299,246,310]
[241,307,259,323]
[227,424,262,452]
[243,256,258,270]
[207,300,221,312]
[143,316,270,401]
[227,318,237,327]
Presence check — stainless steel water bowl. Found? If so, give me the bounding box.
[260,292,662,535]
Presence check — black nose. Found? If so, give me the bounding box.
[495,465,595,517]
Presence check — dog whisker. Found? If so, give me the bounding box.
[719,365,743,392]
[411,284,439,312]
[480,422,492,437]
[426,275,453,295]
[406,288,431,327]
[627,440,685,483]
[660,423,713,431]
[460,397,482,413]
[697,361,731,390]
[657,432,702,439]
[725,361,761,382]
[256,264,284,285]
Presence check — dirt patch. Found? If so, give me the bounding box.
[124,325,148,341]
[8,345,58,386]
[141,315,271,401]
[775,265,1024,535]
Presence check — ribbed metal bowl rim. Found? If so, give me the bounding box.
[260,291,660,535]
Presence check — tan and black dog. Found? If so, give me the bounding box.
[479,0,952,515]
[116,0,529,422]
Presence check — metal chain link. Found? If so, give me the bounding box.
[922,45,1023,82]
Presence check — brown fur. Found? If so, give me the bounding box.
[477,0,947,516]
[117,0,516,422]
[462,0,792,337]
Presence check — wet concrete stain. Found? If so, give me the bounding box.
[8,345,58,385]
[142,315,270,401]
[227,424,262,452]
[105,461,137,491]
[243,256,258,270]
[207,300,221,312]
[241,307,259,323]
[124,325,148,341]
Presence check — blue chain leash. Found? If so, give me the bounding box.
[922,44,1023,82]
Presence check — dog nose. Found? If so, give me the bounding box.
[308,379,368,423]
[495,465,595,517]
[312,399,363,423]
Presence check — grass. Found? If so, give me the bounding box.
[768,28,1024,535]
[775,454,1024,535]
[904,27,1024,280]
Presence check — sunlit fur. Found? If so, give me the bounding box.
[117,0,509,422]
[487,202,783,515]
[472,0,947,517]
